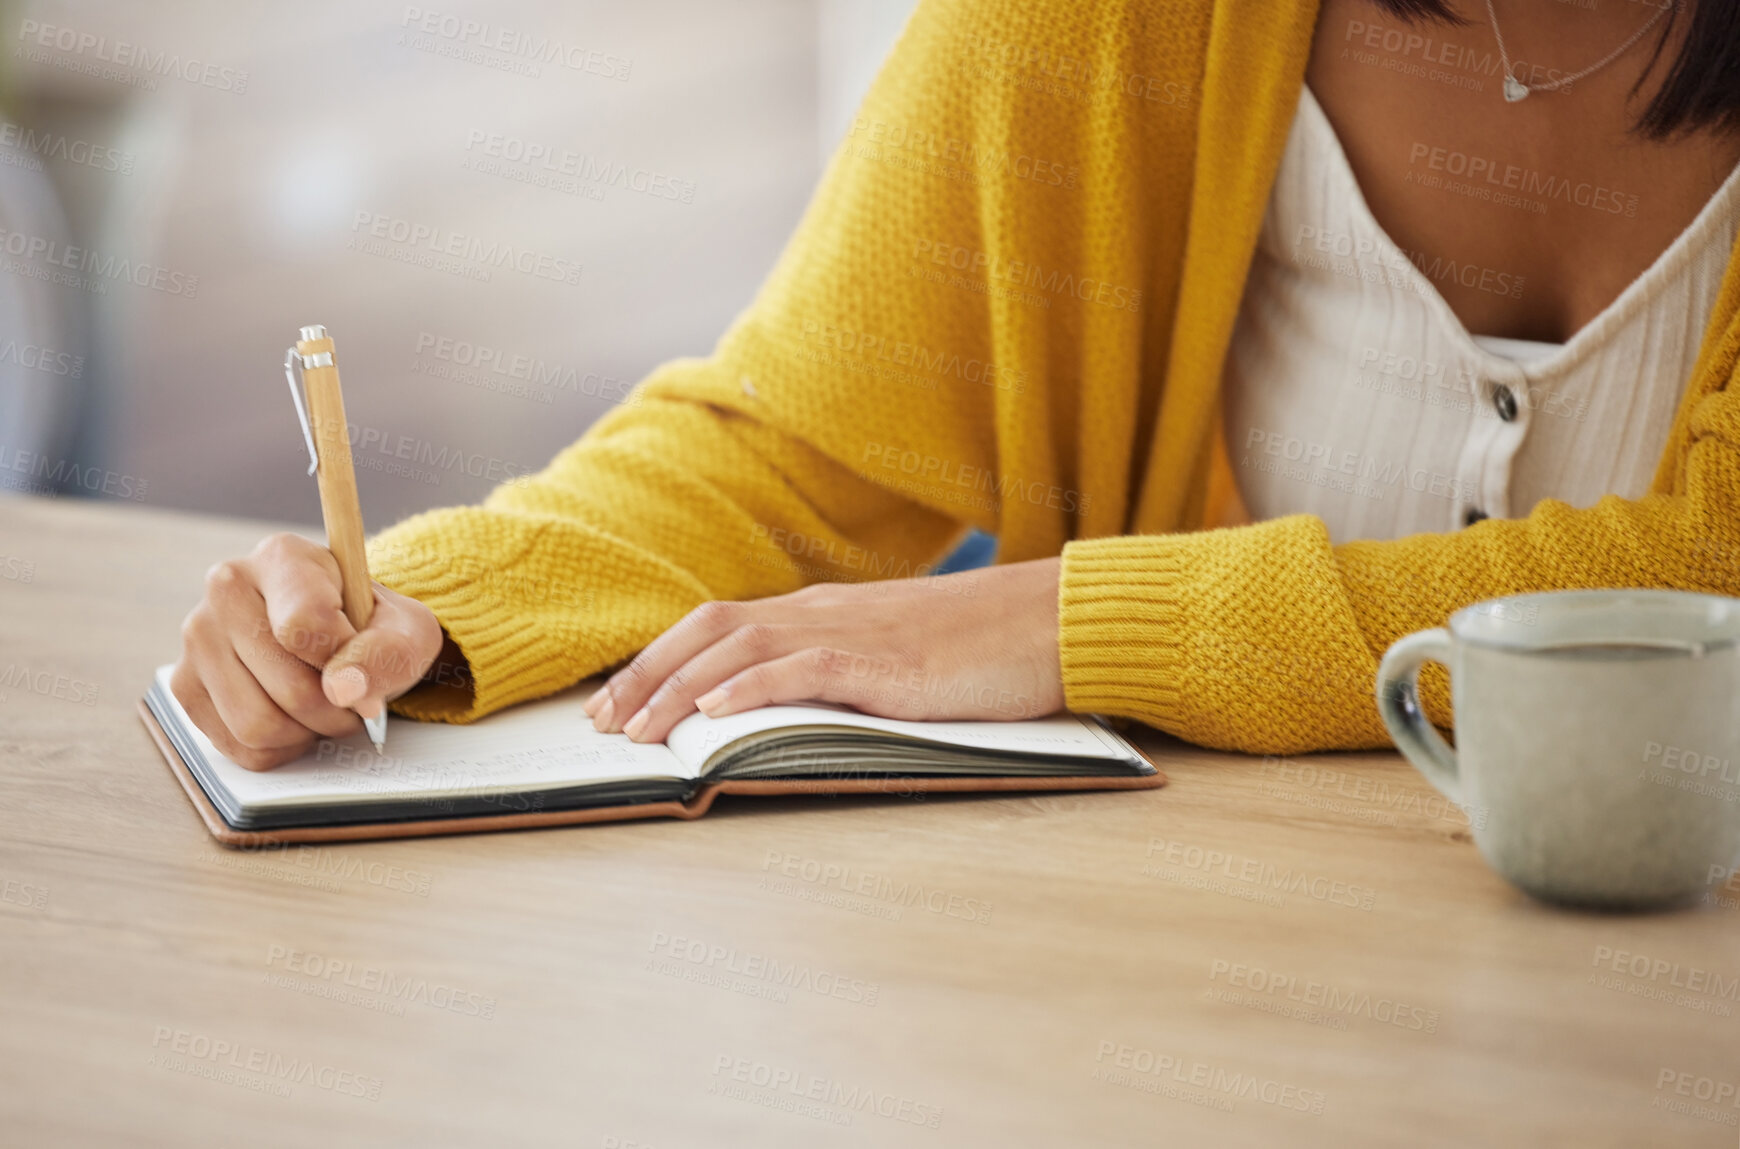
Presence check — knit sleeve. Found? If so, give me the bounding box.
[368,0,1035,722]
[1057,302,1740,753]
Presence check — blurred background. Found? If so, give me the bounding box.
[0,0,919,527]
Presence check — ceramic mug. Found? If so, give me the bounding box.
[1376,588,1740,909]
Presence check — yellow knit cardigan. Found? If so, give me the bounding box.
[368,0,1740,753]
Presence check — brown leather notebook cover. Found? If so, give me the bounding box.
[138,700,1167,848]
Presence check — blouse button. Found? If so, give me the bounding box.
[1493,384,1518,422]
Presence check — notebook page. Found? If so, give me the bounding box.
[152,666,693,812]
[664,701,1139,775]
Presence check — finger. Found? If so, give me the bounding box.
[171,662,308,772]
[619,622,814,743]
[210,553,361,739]
[694,646,911,718]
[179,629,317,766]
[594,600,759,734]
[323,584,444,717]
[233,637,364,740]
[170,665,309,772]
[173,534,338,772]
[202,639,317,755]
[252,535,354,670]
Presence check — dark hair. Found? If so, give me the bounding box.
[1368,0,1740,138]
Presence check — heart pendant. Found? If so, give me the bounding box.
[1503,74,1529,103]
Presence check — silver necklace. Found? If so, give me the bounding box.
[1485,0,1671,103]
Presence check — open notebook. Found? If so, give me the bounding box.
[140,665,1164,845]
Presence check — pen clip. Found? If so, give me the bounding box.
[284,345,319,476]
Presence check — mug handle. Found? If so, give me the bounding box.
[1375,628,1462,805]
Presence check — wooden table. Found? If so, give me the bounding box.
[1,495,1735,1148]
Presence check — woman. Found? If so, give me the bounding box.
[173,0,1740,769]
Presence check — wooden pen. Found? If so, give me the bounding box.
[285,324,387,751]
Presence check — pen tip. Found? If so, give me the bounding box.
[364,711,388,753]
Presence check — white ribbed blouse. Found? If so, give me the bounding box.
[1222,86,1740,544]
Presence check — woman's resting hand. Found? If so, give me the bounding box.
[586,557,1066,743]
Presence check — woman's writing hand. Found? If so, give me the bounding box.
[170,533,446,770]
[586,557,1065,743]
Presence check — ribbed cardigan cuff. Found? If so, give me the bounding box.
[1059,517,1407,753]
[368,538,551,724]
[1058,534,1191,726]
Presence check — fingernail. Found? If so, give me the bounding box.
[356,697,382,720]
[327,665,368,707]
[583,686,607,716]
[695,688,728,716]
[622,708,650,741]
[593,696,616,732]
